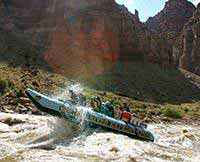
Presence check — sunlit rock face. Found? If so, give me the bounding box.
[146,0,196,68]
[2,0,198,77]
[0,0,146,77]
[174,4,200,75]
[43,0,120,77]
[146,0,195,33]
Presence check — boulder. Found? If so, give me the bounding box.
[0,117,26,126]
[109,146,120,152]
[19,97,30,105]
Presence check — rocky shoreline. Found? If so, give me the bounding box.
[0,92,41,115]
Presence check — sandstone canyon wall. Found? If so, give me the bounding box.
[0,0,148,77]
[146,0,196,68]
[0,0,199,77]
[174,4,200,75]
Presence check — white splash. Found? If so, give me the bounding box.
[54,83,84,101]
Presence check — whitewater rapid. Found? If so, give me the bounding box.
[0,113,199,162]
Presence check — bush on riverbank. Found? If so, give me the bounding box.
[162,105,183,119]
[0,79,14,95]
[15,88,24,98]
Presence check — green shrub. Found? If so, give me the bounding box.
[0,79,8,93]
[162,105,183,119]
[0,79,15,94]
[15,88,23,98]
[6,80,15,89]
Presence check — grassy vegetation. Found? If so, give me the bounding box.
[0,63,69,97]
[0,79,15,95]
[14,88,24,98]
[162,105,183,119]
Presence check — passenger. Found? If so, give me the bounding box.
[78,93,87,106]
[104,102,114,117]
[91,98,114,117]
[90,96,102,112]
[116,107,123,119]
[90,97,96,109]
[99,106,107,115]
[121,111,132,123]
[122,103,130,112]
[96,96,102,108]
[130,114,140,126]
[69,90,78,104]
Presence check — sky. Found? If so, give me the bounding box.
[115,0,200,22]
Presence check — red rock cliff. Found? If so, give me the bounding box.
[0,0,147,77]
[146,0,195,68]
[0,0,199,77]
[174,3,200,75]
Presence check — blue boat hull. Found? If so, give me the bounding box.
[25,88,155,141]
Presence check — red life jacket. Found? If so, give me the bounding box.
[121,111,132,122]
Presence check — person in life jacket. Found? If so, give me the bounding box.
[120,111,132,123]
[116,107,123,119]
[78,93,87,106]
[90,96,102,112]
[69,90,78,104]
[122,103,130,112]
[103,102,114,117]
[130,114,141,126]
[130,114,147,128]
[118,103,131,122]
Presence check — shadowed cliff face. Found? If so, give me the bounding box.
[0,0,51,68]
[0,0,146,77]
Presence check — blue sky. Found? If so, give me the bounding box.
[115,0,199,22]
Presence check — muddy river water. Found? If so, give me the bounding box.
[0,112,199,162]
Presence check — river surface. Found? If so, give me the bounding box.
[0,113,199,162]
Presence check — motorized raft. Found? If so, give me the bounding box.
[25,88,155,141]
